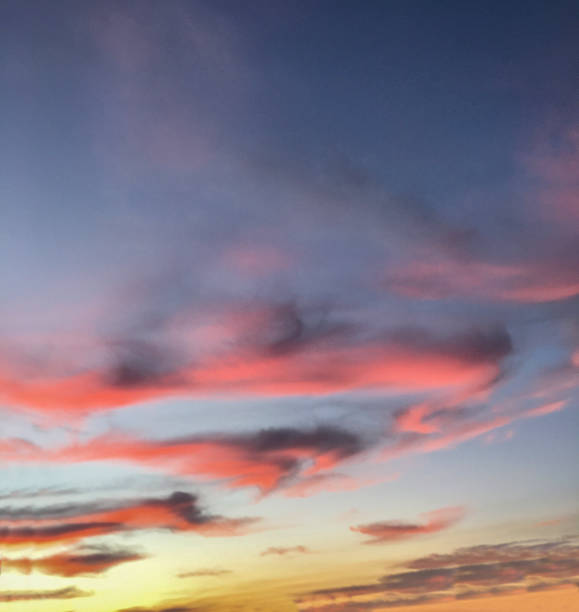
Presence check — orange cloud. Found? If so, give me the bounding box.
[0,491,258,547]
[3,546,144,577]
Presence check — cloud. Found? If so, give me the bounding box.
[281,473,397,498]
[298,593,444,611]
[2,351,570,500]
[383,414,514,462]
[350,506,466,544]
[4,425,370,494]
[380,380,573,465]
[525,400,567,417]
[3,545,145,577]
[0,316,512,418]
[298,538,579,609]
[0,491,258,547]
[527,126,579,225]
[405,540,579,570]
[118,607,202,612]
[385,257,579,303]
[261,545,311,556]
[178,568,232,578]
[0,586,91,602]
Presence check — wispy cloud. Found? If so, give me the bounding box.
[0,586,91,602]
[350,507,466,544]
[385,256,579,303]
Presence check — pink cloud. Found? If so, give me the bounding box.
[386,258,579,303]
[282,473,398,498]
[0,321,511,418]
[350,506,466,544]
[526,127,579,224]
[525,400,567,417]
[0,426,366,494]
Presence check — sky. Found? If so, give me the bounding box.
[0,1,578,611]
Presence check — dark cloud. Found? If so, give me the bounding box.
[406,540,579,569]
[0,521,122,546]
[4,544,145,577]
[0,586,91,602]
[240,425,364,459]
[298,593,442,611]
[104,339,185,389]
[0,491,259,546]
[250,149,477,262]
[388,324,512,366]
[258,300,355,357]
[119,606,204,612]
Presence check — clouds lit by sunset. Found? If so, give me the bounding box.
[0,2,577,611]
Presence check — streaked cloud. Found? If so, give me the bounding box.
[3,426,370,494]
[0,586,90,602]
[178,567,232,578]
[0,317,512,418]
[0,491,258,547]
[261,545,311,557]
[298,538,579,609]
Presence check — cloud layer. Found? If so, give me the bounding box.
[298,538,579,610]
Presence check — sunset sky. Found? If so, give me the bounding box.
[0,1,578,611]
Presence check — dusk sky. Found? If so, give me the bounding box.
[0,1,578,611]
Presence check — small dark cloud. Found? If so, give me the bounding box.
[178,567,232,578]
[260,545,311,557]
[118,606,204,612]
[387,324,512,365]
[104,339,185,389]
[0,586,91,602]
[258,300,355,356]
[244,426,364,459]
